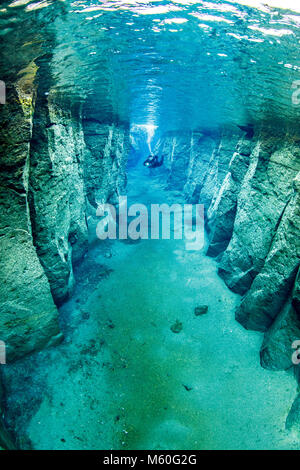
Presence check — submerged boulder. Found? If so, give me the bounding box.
[170,320,183,334]
[194,305,208,316]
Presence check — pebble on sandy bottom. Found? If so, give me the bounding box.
[170,320,183,333]
[194,305,208,316]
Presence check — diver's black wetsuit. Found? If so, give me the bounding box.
[143,155,164,168]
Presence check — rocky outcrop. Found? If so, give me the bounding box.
[0,71,129,361]
[82,119,129,208]
[28,93,89,305]
[204,130,300,381]
[259,266,300,372]
[217,138,300,295]
[146,127,299,363]
[159,131,193,190]
[236,171,300,331]
[157,130,216,194]
[183,132,216,202]
[155,128,242,260]
[198,129,241,210]
[0,81,61,362]
[260,298,300,372]
[156,129,241,210]
[188,128,300,432]
[206,135,253,258]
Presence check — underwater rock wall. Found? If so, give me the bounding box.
[0,6,130,363]
[235,168,300,332]
[0,85,129,362]
[213,135,300,343]
[208,132,300,379]
[82,119,129,209]
[158,128,300,375]
[159,130,193,190]
[0,79,61,362]
[209,133,299,361]
[206,135,255,258]
[184,132,217,204]
[28,93,89,305]
[158,128,240,206]
[261,266,300,372]
[197,129,242,210]
[158,130,216,194]
[218,137,299,299]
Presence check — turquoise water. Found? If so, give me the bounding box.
[1,1,300,132]
[1,0,300,450]
[2,166,299,450]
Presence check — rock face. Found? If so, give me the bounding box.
[158,130,216,194]
[28,93,89,305]
[159,131,192,190]
[218,138,299,296]
[140,126,299,344]
[236,170,300,331]
[293,268,300,316]
[0,81,61,361]
[157,128,243,258]
[198,129,241,210]
[0,35,299,433]
[206,135,253,258]
[203,132,300,338]
[82,119,129,208]
[183,132,216,203]
[0,9,130,363]
[158,126,300,427]
[203,130,300,430]
[194,305,208,316]
[0,77,129,361]
[260,296,300,371]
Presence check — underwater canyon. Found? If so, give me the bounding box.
[0,0,300,450]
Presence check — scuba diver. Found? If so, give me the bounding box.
[143,154,164,168]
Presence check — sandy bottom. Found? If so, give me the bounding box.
[2,166,300,450]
